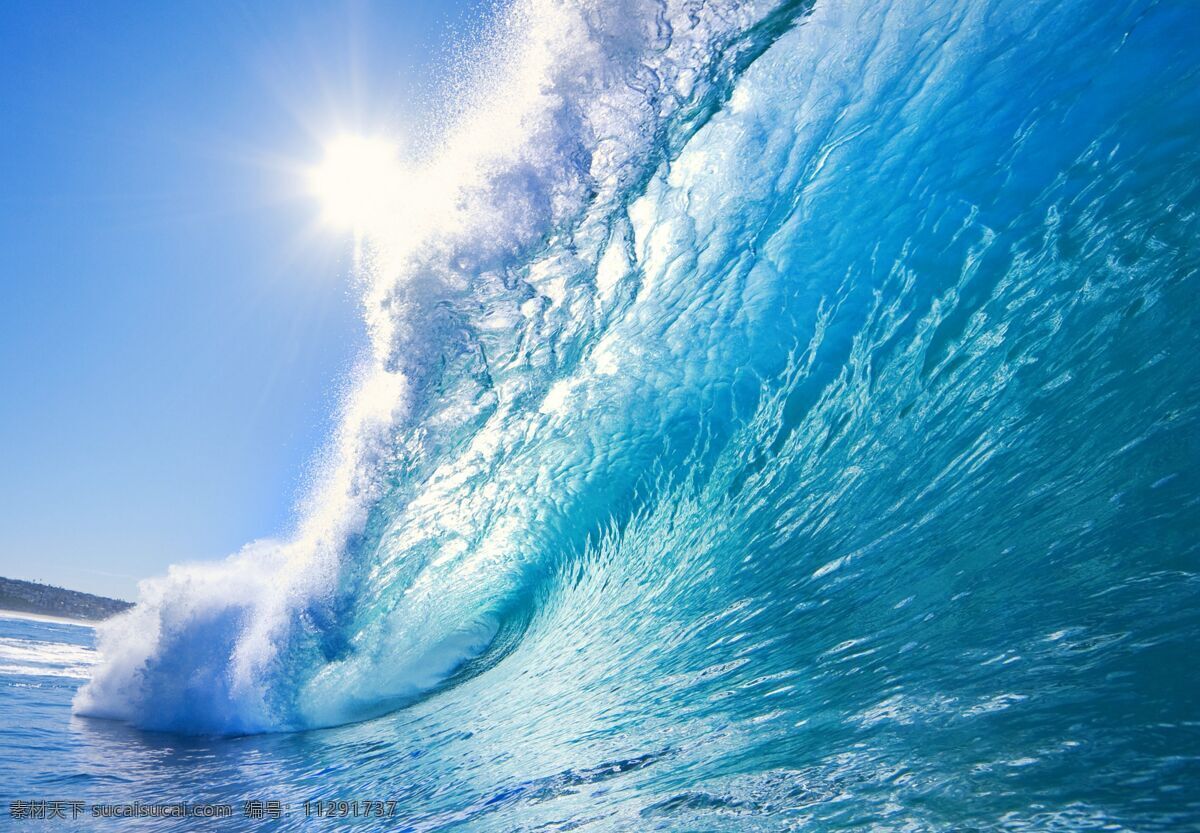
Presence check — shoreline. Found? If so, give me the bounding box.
[0,608,101,627]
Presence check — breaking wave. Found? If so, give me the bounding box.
[74,2,1200,825]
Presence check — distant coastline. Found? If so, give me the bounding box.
[0,576,133,622]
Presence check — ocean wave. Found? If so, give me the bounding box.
[76,5,1200,803]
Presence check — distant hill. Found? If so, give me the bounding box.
[0,576,133,621]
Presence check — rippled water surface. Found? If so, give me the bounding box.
[6,0,1200,829]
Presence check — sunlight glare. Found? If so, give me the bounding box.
[309,135,402,233]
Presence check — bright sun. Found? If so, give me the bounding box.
[309,135,402,232]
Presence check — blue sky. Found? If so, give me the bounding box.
[0,0,491,600]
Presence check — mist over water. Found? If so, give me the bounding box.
[54,0,1200,827]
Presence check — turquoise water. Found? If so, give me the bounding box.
[6,0,1200,829]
